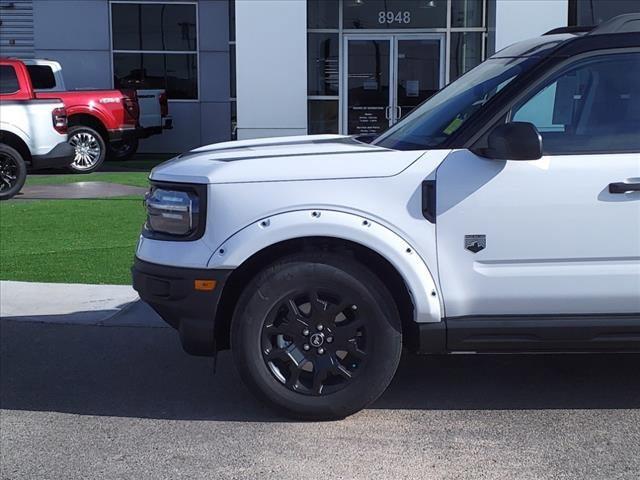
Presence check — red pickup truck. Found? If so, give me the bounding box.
[1,58,141,173]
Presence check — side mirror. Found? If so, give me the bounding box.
[478,122,543,161]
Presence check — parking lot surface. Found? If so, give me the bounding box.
[2,318,639,480]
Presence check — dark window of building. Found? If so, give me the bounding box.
[569,0,639,26]
[450,32,483,81]
[309,100,339,134]
[26,65,56,90]
[0,65,19,94]
[511,53,640,154]
[308,0,339,29]
[113,53,198,100]
[111,2,198,99]
[343,0,447,29]
[229,0,236,41]
[308,33,339,96]
[451,0,484,27]
[230,44,236,99]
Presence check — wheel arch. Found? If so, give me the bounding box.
[67,113,108,140]
[0,129,31,163]
[210,210,443,351]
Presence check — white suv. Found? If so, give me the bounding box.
[133,16,640,419]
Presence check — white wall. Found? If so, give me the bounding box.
[235,0,308,140]
[494,0,568,51]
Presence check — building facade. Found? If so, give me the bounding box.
[1,0,637,152]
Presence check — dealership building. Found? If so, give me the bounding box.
[1,0,637,152]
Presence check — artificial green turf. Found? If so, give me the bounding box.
[0,199,145,285]
[26,171,151,188]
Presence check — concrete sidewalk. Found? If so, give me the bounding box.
[0,280,165,327]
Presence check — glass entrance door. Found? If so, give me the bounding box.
[342,34,445,135]
[344,37,392,136]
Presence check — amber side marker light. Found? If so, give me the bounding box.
[194,280,217,291]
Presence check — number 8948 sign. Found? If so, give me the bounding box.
[378,11,411,24]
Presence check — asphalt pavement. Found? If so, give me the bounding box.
[2,311,639,480]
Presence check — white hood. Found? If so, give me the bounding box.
[150,135,425,184]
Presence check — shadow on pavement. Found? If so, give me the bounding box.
[1,318,639,422]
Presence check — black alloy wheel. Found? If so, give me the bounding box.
[0,144,27,201]
[262,288,369,396]
[232,253,402,420]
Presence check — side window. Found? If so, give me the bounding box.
[0,65,20,95]
[511,52,640,154]
[26,65,57,90]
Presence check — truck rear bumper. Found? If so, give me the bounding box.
[132,257,232,356]
[30,141,75,170]
[108,127,138,143]
[137,116,173,139]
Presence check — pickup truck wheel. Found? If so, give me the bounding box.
[108,138,138,161]
[231,253,402,420]
[68,126,106,173]
[0,144,27,201]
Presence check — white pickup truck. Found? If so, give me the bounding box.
[0,59,74,200]
[133,16,640,419]
[21,59,172,161]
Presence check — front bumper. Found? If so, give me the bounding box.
[132,257,232,356]
[30,141,75,170]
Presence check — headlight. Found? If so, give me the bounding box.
[143,183,205,239]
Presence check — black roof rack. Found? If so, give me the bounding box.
[544,25,594,36]
[589,13,640,34]
[544,13,640,37]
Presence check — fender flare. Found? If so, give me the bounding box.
[207,209,442,324]
[0,124,30,147]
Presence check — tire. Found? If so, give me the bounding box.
[231,253,402,420]
[0,144,27,200]
[107,138,138,161]
[67,126,107,173]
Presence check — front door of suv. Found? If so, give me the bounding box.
[436,50,640,319]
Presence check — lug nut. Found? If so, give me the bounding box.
[302,329,310,336]
[351,305,358,310]
[326,336,333,343]
[317,324,324,331]
[318,348,325,355]
[303,344,310,351]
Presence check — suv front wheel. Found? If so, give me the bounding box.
[231,253,402,420]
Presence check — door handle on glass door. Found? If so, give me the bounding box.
[609,182,640,194]
[385,106,391,120]
[396,106,402,121]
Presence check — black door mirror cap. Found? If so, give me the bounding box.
[474,122,543,161]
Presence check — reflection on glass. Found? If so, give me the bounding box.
[347,40,391,135]
[375,56,538,150]
[397,39,441,120]
[450,32,483,81]
[308,100,339,134]
[308,33,339,96]
[451,0,484,27]
[113,53,198,100]
[112,4,197,51]
[343,0,446,29]
[308,0,339,29]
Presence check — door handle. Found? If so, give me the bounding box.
[384,106,391,120]
[609,182,640,194]
[396,106,402,120]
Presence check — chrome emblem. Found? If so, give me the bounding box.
[309,333,324,347]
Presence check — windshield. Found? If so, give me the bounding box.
[374,56,540,150]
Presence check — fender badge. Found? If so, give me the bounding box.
[465,234,486,253]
